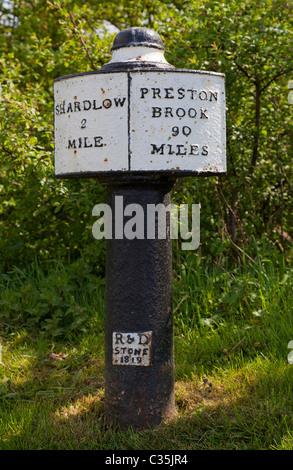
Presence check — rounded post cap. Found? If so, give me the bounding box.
[111,27,165,51]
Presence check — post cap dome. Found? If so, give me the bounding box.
[111,27,165,51]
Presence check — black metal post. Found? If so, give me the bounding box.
[104,176,176,429]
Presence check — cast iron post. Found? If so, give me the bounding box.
[104,175,176,428]
[54,27,226,429]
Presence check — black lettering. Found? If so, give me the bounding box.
[103,99,112,109]
[164,87,174,99]
[55,104,59,115]
[83,137,93,148]
[202,145,208,156]
[187,89,197,99]
[127,335,135,344]
[190,145,199,156]
[142,348,149,356]
[59,102,65,114]
[200,108,208,119]
[68,139,76,149]
[172,126,179,136]
[74,101,81,112]
[188,108,197,118]
[152,88,161,98]
[176,144,187,155]
[140,88,149,99]
[167,144,174,154]
[94,136,103,147]
[134,349,142,355]
[115,333,124,344]
[182,126,191,136]
[164,107,173,117]
[138,334,149,345]
[83,100,91,111]
[93,100,102,110]
[114,97,126,107]
[177,87,185,99]
[66,102,73,113]
[114,347,120,354]
[176,108,185,118]
[209,91,218,101]
[128,348,133,355]
[151,143,165,155]
[152,107,162,118]
[199,90,208,100]
[68,136,104,149]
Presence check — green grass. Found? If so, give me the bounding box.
[0,247,292,450]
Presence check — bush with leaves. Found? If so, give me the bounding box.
[0,1,292,294]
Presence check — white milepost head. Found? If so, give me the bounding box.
[54,27,226,178]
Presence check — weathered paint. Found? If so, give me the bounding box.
[129,70,226,172]
[54,71,226,176]
[112,331,152,366]
[54,72,128,175]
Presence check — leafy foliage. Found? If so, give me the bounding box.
[0,0,292,334]
[0,259,105,336]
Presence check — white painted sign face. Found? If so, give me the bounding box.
[112,331,152,366]
[130,71,226,173]
[54,70,226,176]
[54,72,128,175]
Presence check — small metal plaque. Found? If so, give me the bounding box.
[112,331,152,366]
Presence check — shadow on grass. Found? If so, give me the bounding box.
[1,329,293,450]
